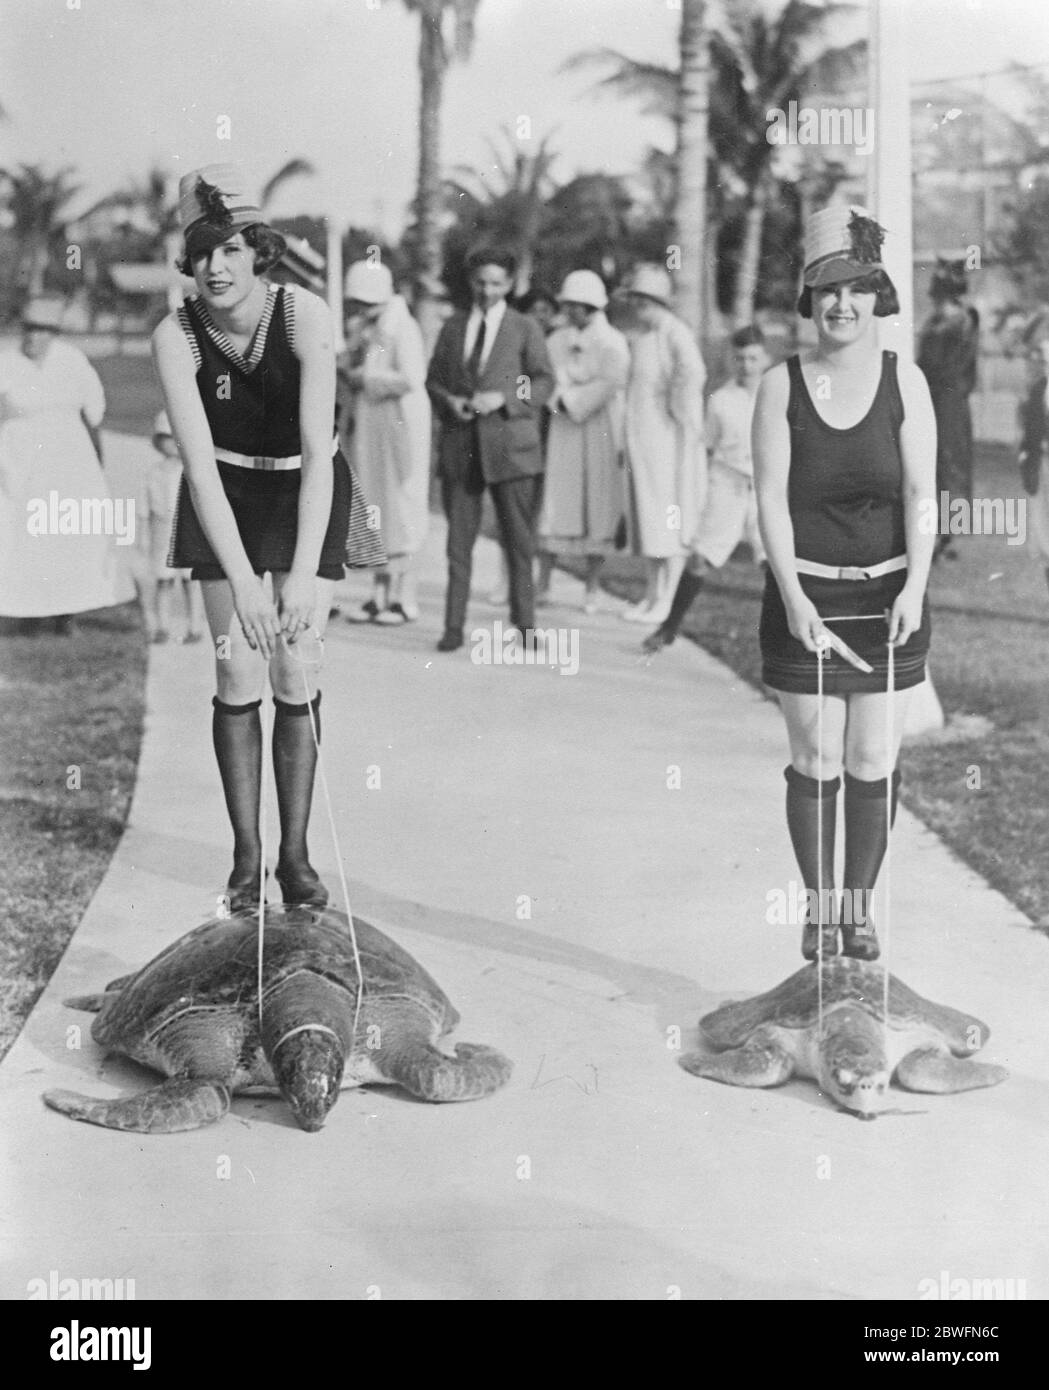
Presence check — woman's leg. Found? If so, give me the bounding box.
[839,688,913,958]
[536,551,555,602]
[200,579,269,910]
[778,691,847,959]
[268,575,336,906]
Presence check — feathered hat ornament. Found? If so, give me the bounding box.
[194,177,234,228]
[803,204,887,288]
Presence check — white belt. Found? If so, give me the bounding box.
[215,437,339,471]
[795,554,907,581]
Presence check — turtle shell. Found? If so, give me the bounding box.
[94,906,456,1051]
[700,958,984,1054]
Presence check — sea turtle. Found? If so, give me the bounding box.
[679,957,1007,1120]
[43,906,512,1133]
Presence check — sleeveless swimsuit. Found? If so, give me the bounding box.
[168,284,385,579]
[759,350,930,693]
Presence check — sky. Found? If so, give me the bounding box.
[3,0,1049,235]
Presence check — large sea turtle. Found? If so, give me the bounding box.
[679,957,1007,1120]
[43,906,512,1133]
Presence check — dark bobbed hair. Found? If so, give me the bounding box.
[797,270,900,320]
[175,223,287,278]
[731,324,766,349]
[517,286,558,312]
[465,245,518,280]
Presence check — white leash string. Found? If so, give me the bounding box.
[254,629,364,1047]
[883,632,895,1051]
[289,631,364,1046]
[257,695,269,1029]
[815,634,827,1044]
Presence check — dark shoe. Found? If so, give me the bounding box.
[841,921,881,960]
[274,863,329,908]
[224,868,268,914]
[641,625,674,654]
[802,920,840,961]
[345,599,381,624]
[436,629,463,652]
[272,694,329,910]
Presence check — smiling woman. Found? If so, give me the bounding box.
[152,162,383,918]
[752,203,938,966]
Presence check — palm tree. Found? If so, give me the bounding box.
[260,158,317,212]
[674,0,711,332]
[445,125,560,295]
[400,0,482,343]
[567,0,866,326]
[0,163,81,296]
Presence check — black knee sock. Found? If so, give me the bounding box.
[842,768,900,926]
[212,697,262,880]
[785,766,839,924]
[272,693,321,876]
[658,570,705,640]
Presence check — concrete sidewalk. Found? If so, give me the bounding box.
[2,449,1047,1300]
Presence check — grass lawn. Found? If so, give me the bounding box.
[0,603,147,1061]
[577,442,1049,932]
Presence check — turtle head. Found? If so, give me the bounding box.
[271,1026,346,1132]
[819,1007,889,1120]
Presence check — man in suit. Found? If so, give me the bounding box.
[427,247,554,652]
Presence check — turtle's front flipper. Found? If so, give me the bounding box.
[895,1047,1008,1095]
[63,993,119,1013]
[680,1030,796,1089]
[43,1079,231,1132]
[383,1040,512,1102]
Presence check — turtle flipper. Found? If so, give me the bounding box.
[383,1040,512,1102]
[680,1029,796,1089]
[895,1047,1008,1095]
[43,1079,231,1132]
[63,994,116,1013]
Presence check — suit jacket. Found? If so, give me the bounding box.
[1018,374,1047,494]
[426,305,554,484]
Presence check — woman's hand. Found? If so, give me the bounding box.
[231,576,281,658]
[277,570,317,644]
[888,583,924,646]
[785,592,828,654]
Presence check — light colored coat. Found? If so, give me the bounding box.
[538,313,630,551]
[624,310,707,557]
[349,295,431,558]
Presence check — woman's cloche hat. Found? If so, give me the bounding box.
[178,163,264,259]
[558,269,608,310]
[803,204,887,289]
[621,263,673,306]
[344,260,394,306]
[21,296,67,332]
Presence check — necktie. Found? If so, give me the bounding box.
[466,313,487,388]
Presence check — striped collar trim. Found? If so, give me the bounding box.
[187,283,279,375]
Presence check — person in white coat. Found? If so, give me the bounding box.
[619,264,707,624]
[536,270,630,612]
[340,261,431,624]
[0,296,134,631]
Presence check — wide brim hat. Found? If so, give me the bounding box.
[21,296,67,331]
[558,269,608,310]
[621,263,673,306]
[343,260,393,305]
[803,204,887,289]
[178,163,263,259]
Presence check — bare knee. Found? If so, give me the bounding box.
[269,648,321,704]
[213,650,266,705]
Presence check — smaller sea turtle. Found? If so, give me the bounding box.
[43,906,512,1133]
[679,958,1007,1120]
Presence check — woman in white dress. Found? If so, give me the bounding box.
[0,298,133,629]
[619,264,707,624]
[340,261,431,624]
[536,270,630,612]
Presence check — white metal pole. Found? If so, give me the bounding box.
[325,215,345,353]
[867,0,914,361]
[868,0,944,738]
